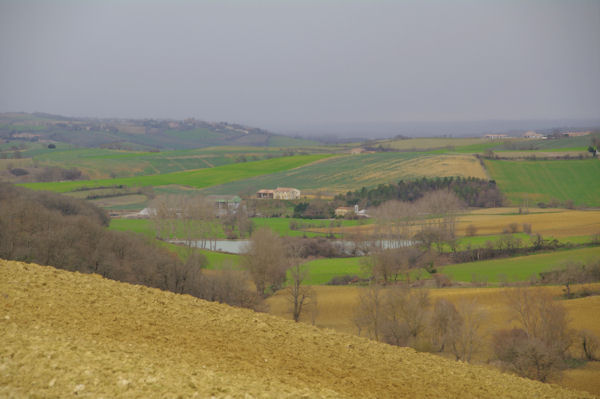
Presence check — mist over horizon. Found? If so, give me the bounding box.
[1,1,599,140]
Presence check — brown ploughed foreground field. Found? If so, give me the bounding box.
[267,285,600,396]
[1,260,595,398]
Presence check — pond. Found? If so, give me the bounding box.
[170,239,415,255]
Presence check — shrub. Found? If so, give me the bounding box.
[492,328,563,382]
[507,223,519,233]
[465,224,477,237]
[327,274,359,286]
[578,330,599,361]
[432,273,452,288]
[9,168,28,176]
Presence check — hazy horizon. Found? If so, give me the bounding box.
[1,1,599,137]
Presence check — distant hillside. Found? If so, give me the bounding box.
[0,112,318,149]
[201,153,489,195]
[1,259,592,398]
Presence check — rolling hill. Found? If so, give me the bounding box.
[0,259,592,398]
[201,153,489,195]
[0,112,318,150]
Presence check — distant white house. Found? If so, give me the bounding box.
[335,204,369,218]
[256,187,300,200]
[138,207,157,217]
[523,131,545,139]
[484,134,509,140]
[206,195,241,210]
[134,195,241,218]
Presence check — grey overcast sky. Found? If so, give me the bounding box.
[0,1,599,135]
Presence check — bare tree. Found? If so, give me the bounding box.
[448,299,487,362]
[505,287,573,357]
[415,190,463,252]
[494,288,574,381]
[150,194,218,251]
[430,298,462,352]
[381,287,430,346]
[242,227,288,297]
[492,328,561,382]
[362,246,427,285]
[353,283,385,340]
[372,200,417,243]
[578,330,599,361]
[286,262,315,322]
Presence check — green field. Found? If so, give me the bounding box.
[252,217,367,238]
[9,145,313,179]
[109,219,155,236]
[20,154,331,193]
[202,152,487,195]
[440,246,600,283]
[485,159,600,206]
[375,137,490,151]
[299,257,367,285]
[297,257,429,285]
[109,217,364,239]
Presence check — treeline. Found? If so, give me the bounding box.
[335,176,504,208]
[354,284,600,382]
[0,183,261,309]
[6,165,86,182]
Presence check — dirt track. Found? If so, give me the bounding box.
[0,259,595,398]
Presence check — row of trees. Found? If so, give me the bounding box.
[335,176,504,208]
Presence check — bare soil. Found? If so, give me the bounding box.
[1,259,595,398]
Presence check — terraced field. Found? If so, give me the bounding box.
[373,137,493,151]
[485,159,600,207]
[202,153,488,195]
[1,259,592,398]
[3,144,313,180]
[20,154,330,193]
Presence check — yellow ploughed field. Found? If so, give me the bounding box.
[311,208,600,238]
[267,285,600,396]
[1,259,595,398]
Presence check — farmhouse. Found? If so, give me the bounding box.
[206,195,241,211]
[335,206,354,217]
[256,187,300,200]
[335,204,368,218]
[206,195,241,216]
[484,134,509,140]
[523,131,545,139]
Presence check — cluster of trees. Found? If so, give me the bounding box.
[0,183,262,309]
[492,289,579,382]
[241,227,316,322]
[335,176,504,208]
[150,194,253,244]
[353,283,599,382]
[353,285,487,362]
[292,200,335,219]
[5,165,85,182]
[371,190,463,251]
